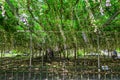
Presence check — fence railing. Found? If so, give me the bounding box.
[0,66,120,80]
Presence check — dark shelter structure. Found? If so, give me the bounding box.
[112,50,118,59]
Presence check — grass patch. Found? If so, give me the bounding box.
[0,53,17,57]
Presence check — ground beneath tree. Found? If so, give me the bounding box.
[0,57,120,74]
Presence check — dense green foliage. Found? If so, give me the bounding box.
[0,0,120,51]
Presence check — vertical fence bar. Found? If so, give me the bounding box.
[22,71,25,80]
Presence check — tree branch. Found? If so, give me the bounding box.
[27,0,44,29]
[103,10,120,27]
[5,0,18,16]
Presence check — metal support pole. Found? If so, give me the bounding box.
[29,29,33,79]
[29,30,32,67]
[97,33,101,80]
[97,34,100,72]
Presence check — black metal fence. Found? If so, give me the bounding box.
[1,66,120,80]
